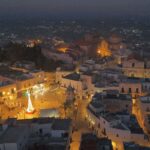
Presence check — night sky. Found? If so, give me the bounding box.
[0,0,150,18]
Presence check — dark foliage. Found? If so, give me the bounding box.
[0,42,63,71]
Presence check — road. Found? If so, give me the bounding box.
[70,98,92,150]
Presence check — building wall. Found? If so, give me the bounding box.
[142,82,150,93]
[4,143,18,150]
[122,59,144,68]
[94,86,119,93]
[30,123,52,135]
[55,70,72,83]
[86,108,149,146]
[0,84,17,102]
[122,59,150,78]
[107,127,131,142]
[61,78,83,96]
[119,82,142,97]
[31,71,45,83]
[17,129,29,150]
[16,78,36,92]
[102,99,132,113]
[80,74,94,93]
[136,96,150,113]
[51,130,66,138]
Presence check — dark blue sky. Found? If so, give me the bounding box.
[0,0,150,18]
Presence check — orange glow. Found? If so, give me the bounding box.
[26,90,35,114]
[57,47,68,53]
[97,40,112,57]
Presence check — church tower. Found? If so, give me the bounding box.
[97,40,112,57]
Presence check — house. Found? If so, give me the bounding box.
[86,92,149,150]
[0,118,72,150]
[122,55,150,78]
[0,126,29,150]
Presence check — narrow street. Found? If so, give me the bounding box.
[70,98,92,150]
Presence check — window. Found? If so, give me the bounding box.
[116,134,119,137]
[39,128,43,135]
[144,135,148,140]
[132,63,135,67]
[103,128,106,135]
[146,108,150,112]
[62,132,68,138]
[128,88,132,93]
[121,88,124,93]
[136,88,139,93]
[126,104,129,108]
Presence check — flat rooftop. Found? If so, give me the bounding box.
[112,122,129,130]
[125,116,144,134]
[63,72,80,81]
[124,142,150,150]
[51,119,71,130]
[8,118,71,130]
[93,92,103,100]
[0,126,28,143]
[19,117,54,124]
[103,113,120,123]
[93,91,131,101]
[80,133,113,150]
[87,106,105,118]
[29,69,43,73]
[121,77,141,84]
[90,101,104,109]
[0,67,34,81]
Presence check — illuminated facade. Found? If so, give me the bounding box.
[56,44,69,53]
[122,58,150,78]
[0,76,17,103]
[86,92,150,150]
[26,39,42,48]
[97,40,112,57]
[119,78,142,98]
[135,95,150,134]
[15,70,47,97]
[0,68,48,103]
